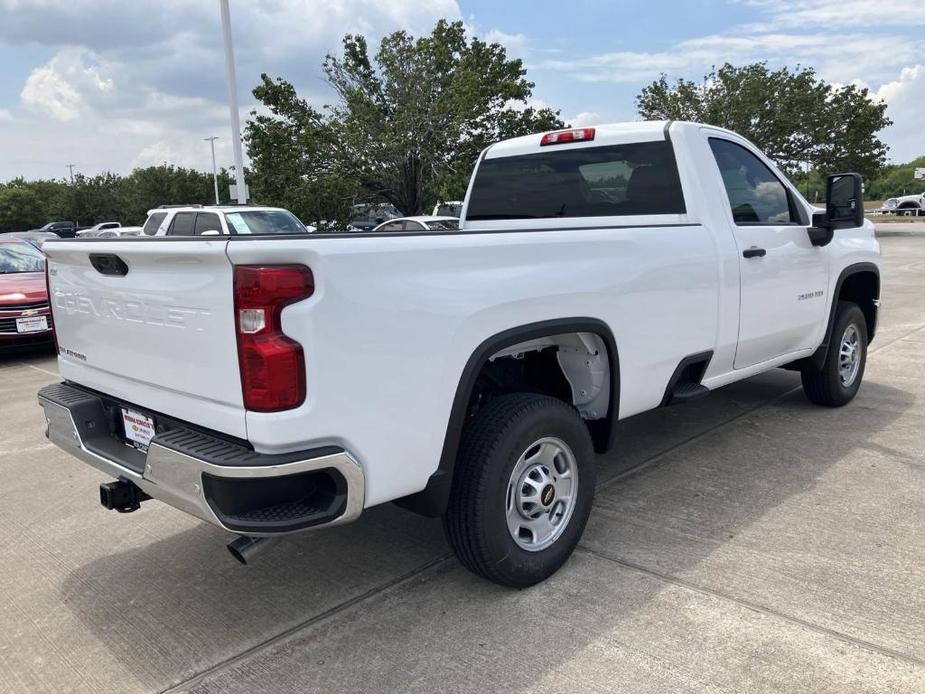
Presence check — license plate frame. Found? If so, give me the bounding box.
[15,316,48,333]
[121,408,156,452]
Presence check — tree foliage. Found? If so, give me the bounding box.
[636,63,892,179]
[866,155,925,200]
[0,184,45,232]
[247,20,564,219]
[245,76,360,229]
[0,166,232,233]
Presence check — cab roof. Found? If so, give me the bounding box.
[485,121,672,159]
[145,205,286,215]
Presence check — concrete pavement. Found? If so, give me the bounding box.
[873,220,925,235]
[1,236,923,693]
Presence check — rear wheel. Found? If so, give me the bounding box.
[444,393,595,587]
[801,301,868,407]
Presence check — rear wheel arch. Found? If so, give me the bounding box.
[395,318,620,517]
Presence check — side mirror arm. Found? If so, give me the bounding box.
[807,211,834,247]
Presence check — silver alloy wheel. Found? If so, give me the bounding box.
[506,437,579,552]
[839,323,861,387]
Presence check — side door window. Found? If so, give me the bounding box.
[708,139,798,225]
[142,212,167,235]
[193,212,223,235]
[166,212,196,236]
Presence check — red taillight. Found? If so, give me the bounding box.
[540,127,595,146]
[233,265,314,412]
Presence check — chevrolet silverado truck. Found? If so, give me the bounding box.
[37,121,880,587]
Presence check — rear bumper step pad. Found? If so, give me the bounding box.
[38,382,365,535]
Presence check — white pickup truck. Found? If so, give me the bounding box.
[38,121,880,587]
[882,191,925,216]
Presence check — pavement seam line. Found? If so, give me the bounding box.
[596,385,804,491]
[158,554,453,694]
[16,361,59,377]
[598,319,925,492]
[867,323,925,355]
[578,546,925,669]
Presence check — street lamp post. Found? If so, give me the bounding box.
[219,0,247,204]
[204,136,220,204]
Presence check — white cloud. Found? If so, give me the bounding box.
[534,11,924,162]
[539,32,924,86]
[504,96,550,113]
[875,64,925,162]
[484,29,527,52]
[569,112,600,126]
[0,0,463,179]
[131,135,232,171]
[20,47,113,121]
[0,108,12,121]
[734,0,925,30]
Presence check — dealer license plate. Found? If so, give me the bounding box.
[16,316,48,333]
[121,408,155,451]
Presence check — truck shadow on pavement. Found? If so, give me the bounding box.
[59,378,917,692]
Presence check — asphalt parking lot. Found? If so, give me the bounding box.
[1,233,924,693]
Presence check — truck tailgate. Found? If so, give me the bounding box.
[45,239,247,439]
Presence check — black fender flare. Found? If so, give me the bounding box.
[809,262,880,370]
[395,317,620,517]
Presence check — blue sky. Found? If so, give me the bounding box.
[0,0,922,181]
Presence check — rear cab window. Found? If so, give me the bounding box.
[466,140,686,222]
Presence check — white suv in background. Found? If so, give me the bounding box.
[141,205,313,236]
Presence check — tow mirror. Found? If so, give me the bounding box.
[808,172,864,247]
[826,173,864,228]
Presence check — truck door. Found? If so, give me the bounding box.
[707,137,828,369]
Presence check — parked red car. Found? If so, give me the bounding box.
[0,237,54,348]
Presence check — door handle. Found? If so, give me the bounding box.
[743,247,766,259]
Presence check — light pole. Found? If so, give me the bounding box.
[204,136,220,204]
[219,0,247,204]
[66,163,76,183]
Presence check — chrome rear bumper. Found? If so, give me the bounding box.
[38,382,365,536]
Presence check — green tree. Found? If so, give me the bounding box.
[867,155,925,200]
[0,185,46,232]
[324,20,564,214]
[636,63,892,180]
[120,165,231,224]
[0,166,230,231]
[56,172,129,226]
[246,76,359,229]
[248,19,564,219]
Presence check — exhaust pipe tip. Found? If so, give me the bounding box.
[227,535,274,565]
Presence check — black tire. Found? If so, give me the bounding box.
[801,301,868,407]
[443,393,596,587]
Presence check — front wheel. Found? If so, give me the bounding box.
[444,393,596,587]
[801,301,868,407]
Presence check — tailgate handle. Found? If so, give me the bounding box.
[90,254,129,276]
